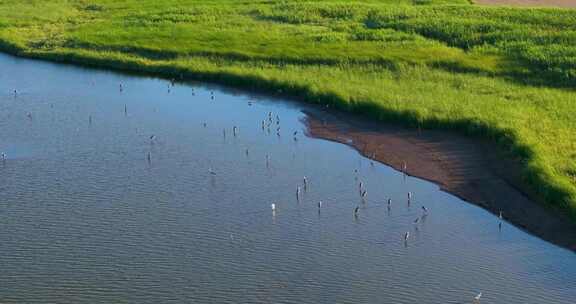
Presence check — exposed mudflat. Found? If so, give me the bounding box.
[304,108,576,252]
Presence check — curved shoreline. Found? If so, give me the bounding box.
[0,49,575,251]
[303,107,576,252]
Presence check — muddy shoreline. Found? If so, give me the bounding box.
[303,108,576,252]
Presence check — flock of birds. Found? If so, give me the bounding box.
[3,82,498,304]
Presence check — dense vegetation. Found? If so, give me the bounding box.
[0,0,575,218]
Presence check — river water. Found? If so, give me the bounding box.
[0,54,574,304]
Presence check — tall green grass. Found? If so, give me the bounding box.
[0,0,575,218]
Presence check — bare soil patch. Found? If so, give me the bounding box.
[475,0,576,8]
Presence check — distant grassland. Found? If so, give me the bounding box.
[0,0,575,218]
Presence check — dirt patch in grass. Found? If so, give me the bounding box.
[475,0,576,8]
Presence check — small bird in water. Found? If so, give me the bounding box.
[387,198,392,210]
[271,203,276,211]
[119,83,123,92]
[421,206,428,214]
[1,152,6,162]
[404,231,410,242]
[474,292,482,303]
[318,201,323,209]
[296,186,301,201]
[233,126,238,137]
[208,167,216,175]
[354,206,359,217]
[303,176,308,190]
[147,152,151,163]
[361,189,367,199]
[413,217,420,225]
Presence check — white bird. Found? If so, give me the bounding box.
[421,206,428,214]
[404,231,410,241]
[296,186,301,200]
[271,203,276,211]
[303,176,308,189]
[408,192,412,201]
[150,135,156,142]
[474,292,482,303]
[318,201,322,209]
[208,167,216,175]
[1,152,6,162]
[233,126,238,136]
[499,211,503,220]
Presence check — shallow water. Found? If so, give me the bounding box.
[0,54,575,304]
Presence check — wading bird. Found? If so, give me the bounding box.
[296,186,301,201]
[474,292,482,303]
[1,152,6,162]
[404,231,410,242]
[354,206,359,217]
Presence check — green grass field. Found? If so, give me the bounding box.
[0,0,575,218]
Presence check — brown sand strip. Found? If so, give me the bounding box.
[474,0,576,8]
[303,108,576,252]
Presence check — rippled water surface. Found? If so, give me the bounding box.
[1,54,575,304]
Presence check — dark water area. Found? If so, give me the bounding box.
[0,54,575,304]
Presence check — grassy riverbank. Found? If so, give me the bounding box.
[0,0,575,218]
